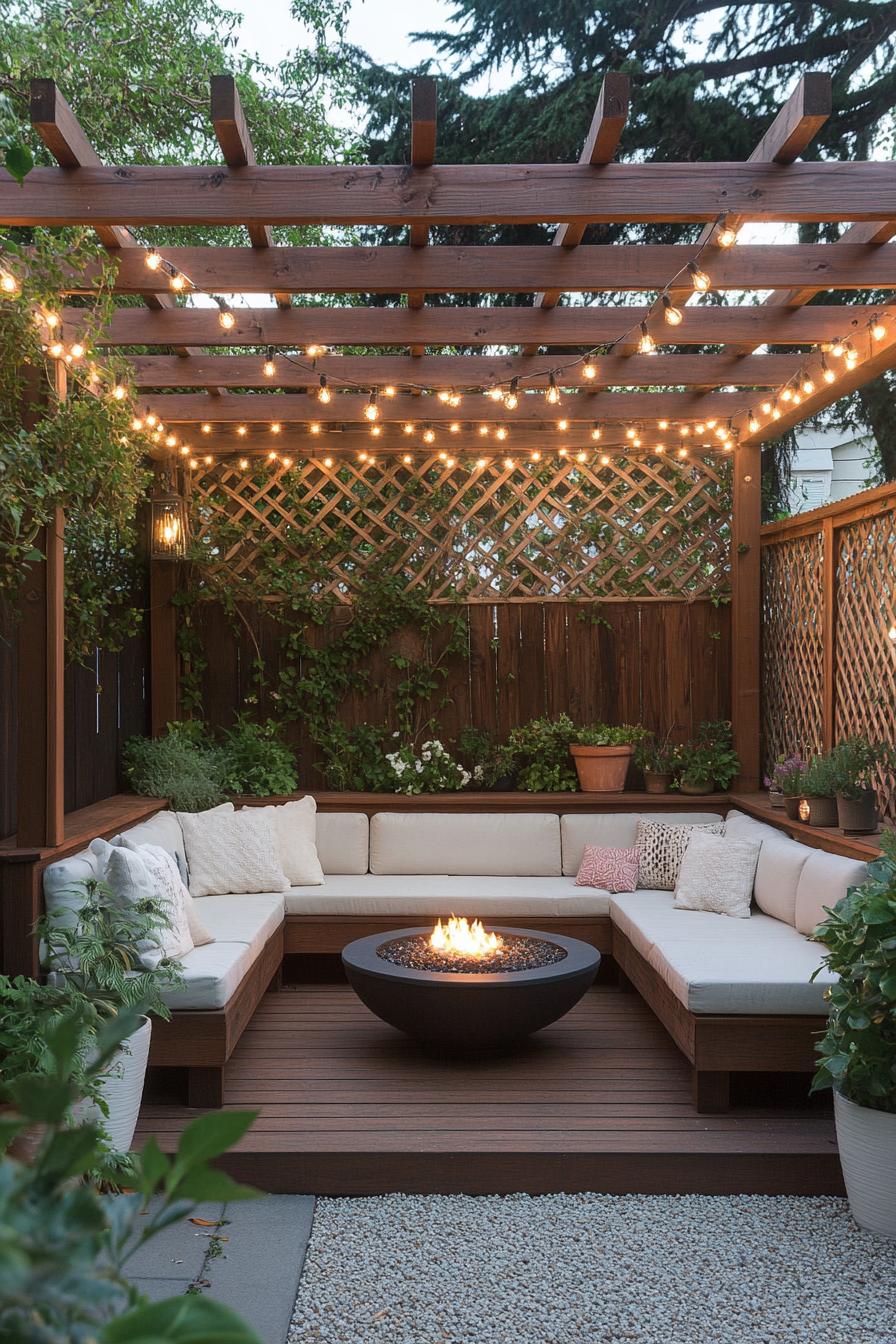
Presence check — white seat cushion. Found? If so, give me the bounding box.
[160,942,253,1011]
[369,812,561,877]
[561,811,723,876]
[315,812,369,875]
[190,892,284,960]
[285,874,609,917]
[610,891,836,1014]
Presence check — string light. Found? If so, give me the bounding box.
[309,422,321,435]
[403,453,413,465]
[871,318,886,342]
[0,268,19,294]
[558,447,568,457]
[268,450,278,461]
[476,457,487,469]
[69,341,85,360]
[591,426,602,441]
[495,426,508,441]
[546,373,561,405]
[263,349,276,378]
[203,454,213,466]
[748,411,759,433]
[661,295,683,326]
[383,385,397,398]
[504,378,519,410]
[687,262,711,292]
[831,340,846,358]
[188,457,198,469]
[168,267,187,292]
[44,311,60,330]
[403,423,415,435]
[239,457,250,470]
[582,361,597,380]
[576,451,587,463]
[179,444,190,457]
[306,343,325,358]
[144,250,162,271]
[112,379,127,401]
[318,374,331,403]
[530,450,541,462]
[48,340,64,358]
[236,424,247,436]
[503,457,514,470]
[716,221,738,248]
[281,456,293,468]
[132,415,144,431]
[658,419,669,430]
[637,323,656,354]
[449,421,461,434]
[478,424,490,437]
[423,427,435,444]
[217,301,236,331]
[625,427,637,441]
[165,433,177,448]
[822,359,836,385]
[801,375,815,395]
[600,453,610,466]
[844,344,859,369]
[270,422,281,435]
[486,387,503,402]
[364,389,379,422]
[370,424,382,437]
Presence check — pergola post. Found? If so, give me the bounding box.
[730,443,762,788]
[149,560,179,735]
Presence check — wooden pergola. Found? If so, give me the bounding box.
[3,68,896,938]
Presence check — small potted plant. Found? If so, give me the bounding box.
[768,754,808,819]
[812,834,896,1237]
[502,715,579,792]
[798,754,839,827]
[676,720,740,795]
[635,731,679,794]
[569,723,647,793]
[38,878,182,1153]
[828,737,893,834]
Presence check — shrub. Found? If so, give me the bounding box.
[574,723,648,748]
[502,715,579,792]
[219,714,298,796]
[123,722,226,812]
[677,720,740,789]
[812,833,896,1113]
[384,738,471,794]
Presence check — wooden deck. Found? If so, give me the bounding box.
[135,984,843,1196]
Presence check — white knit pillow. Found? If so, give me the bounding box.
[673,831,761,918]
[90,837,193,965]
[178,808,289,898]
[247,797,324,886]
[117,839,195,958]
[636,818,723,891]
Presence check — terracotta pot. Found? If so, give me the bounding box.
[783,794,802,820]
[679,775,713,796]
[768,788,785,810]
[834,1090,896,1238]
[570,744,633,792]
[643,770,672,795]
[836,789,878,834]
[801,794,838,827]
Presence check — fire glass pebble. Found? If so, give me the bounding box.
[376,933,568,975]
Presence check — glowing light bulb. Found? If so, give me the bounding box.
[716,223,738,248]
[823,363,836,384]
[449,422,461,434]
[309,422,321,435]
[203,454,213,466]
[270,422,281,435]
[688,262,711,292]
[403,454,413,465]
[132,416,144,431]
[364,390,379,422]
[504,379,519,410]
[781,387,793,402]
[403,423,415,435]
[145,249,162,271]
[358,450,368,462]
[582,361,597,380]
[576,451,587,463]
[678,446,688,458]
[591,426,602,441]
[179,444,190,457]
[801,377,815,395]
[318,374,331,403]
[504,457,514,470]
[478,424,490,437]
[772,405,781,420]
[637,323,656,354]
[383,385,397,398]
[0,269,19,294]
[600,453,610,466]
[487,387,503,401]
[166,433,177,448]
[239,457,249,469]
[48,341,64,358]
[112,380,126,400]
[748,413,759,433]
[530,450,541,462]
[218,304,236,330]
[263,350,276,377]
[760,401,772,416]
[476,458,487,469]
[546,374,561,405]
[871,320,886,342]
[495,426,508,441]
[662,296,683,326]
[235,424,247,437]
[557,418,569,431]
[188,457,198,469]
[305,343,326,358]
[437,390,451,403]
[69,341,85,360]
[169,270,186,292]
[45,311,60,329]
[446,456,455,467]
[658,419,669,430]
[831,341,845,358]
[370,424,382,437]
[423,427,435,444]
[559,447,568,457]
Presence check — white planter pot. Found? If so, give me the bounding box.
[834,1089,896,1238]
[76,1016,152,1154]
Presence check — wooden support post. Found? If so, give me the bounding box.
[150,560,179,735]
[731,442,762,788]
[821,516,836,750]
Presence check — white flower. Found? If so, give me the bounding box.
[392,730,400,738]
[422,751,432,761]
[461,770,471,785]
[473,764,484,780]
[415,761,424,773]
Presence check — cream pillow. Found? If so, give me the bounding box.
[636,818,723,891]
[178,808,289,898]
[673,831,761,918]
[247,797,324,886]
[91,837,194,963]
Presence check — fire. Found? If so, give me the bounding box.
[429,916,503,959]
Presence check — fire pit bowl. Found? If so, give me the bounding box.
[341,925,600,1049]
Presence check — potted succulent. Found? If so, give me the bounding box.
[798,754,839,827]
[812,834,896,1237]
[828,737,893,834]
[569,723,647,793]
[635,731,679,794]
[37,878,182,1154]
[676,720,740,795]
[764,753,806,811]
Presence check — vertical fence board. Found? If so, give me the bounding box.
[468,605,498,740]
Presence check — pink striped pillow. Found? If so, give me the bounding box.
[575,845,639,894]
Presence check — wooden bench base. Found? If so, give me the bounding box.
[284,912,613,955]
[613,929,824,1114]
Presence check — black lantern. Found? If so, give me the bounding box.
[150,487,188,560]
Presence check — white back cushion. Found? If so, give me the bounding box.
[794,850,868,936]
[248,798,324,886]
[178,809,289,898]
[370,812,561,877]
[561,812,723,876]
[113,810,187,867]
[724,808,784,845]
[315,812,369,874]
[754,836,812,927]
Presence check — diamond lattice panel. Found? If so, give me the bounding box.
[761,533,824,766]
[188,454,731,602]
[834,510,896,818]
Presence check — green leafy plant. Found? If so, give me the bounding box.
[676,720,740,789]
[573,723,648,748]
[502,715,579,792]
[37,878,183,1022]
[0,976,106,1115]
[123,722,227,812]
[219,714,299,796]
[764,753,807,795]
[635,729,680,775]
[0,1003,262,1342]
[801,753,841,800]
[812,833,896,1113]
[827,737,896,801]
[383,737,472,794]
[456,725,510,789]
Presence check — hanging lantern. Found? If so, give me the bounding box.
[150,485,188,560]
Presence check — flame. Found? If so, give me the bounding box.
[429,916,502,959]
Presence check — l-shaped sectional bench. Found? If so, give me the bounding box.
[42,803,867,1111]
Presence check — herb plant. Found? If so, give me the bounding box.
[801,753,841,800]
[502,715,579,792]
[764,753,807,794]
[219,714,299,796]
[812,832,896,1113]
[123,722,227,812]
[826,737,895,801]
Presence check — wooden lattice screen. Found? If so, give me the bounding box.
[188,453,731,602]
[761,486,896,820]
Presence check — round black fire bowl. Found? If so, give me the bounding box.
[341,926,601,1049]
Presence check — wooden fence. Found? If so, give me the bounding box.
[191,598,731,788]
[761,481,896,819]
[0,613,149,839]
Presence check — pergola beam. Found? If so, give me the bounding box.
[210,74,291,309]
[68,302,884,348]
[127,352,804,389]
[159,429,725,456]
[57,243,896,295]
[139,390,751,422]
[4,162,895,225]
[407,77,438,351]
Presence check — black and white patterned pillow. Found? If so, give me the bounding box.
[636,819,724,891]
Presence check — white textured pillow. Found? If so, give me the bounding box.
[178,808,289,898]
[673,831,761,918]
[118,838,195,959]
[247,798,324,886]
[636,818,723,891]
[90,837,193,966]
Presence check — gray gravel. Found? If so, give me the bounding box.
[289,1193,896,1344]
